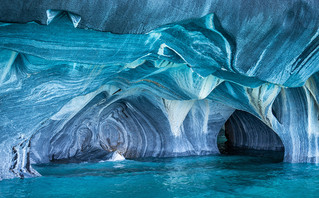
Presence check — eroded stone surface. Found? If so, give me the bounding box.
[1,1,319,179]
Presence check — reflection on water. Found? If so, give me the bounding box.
[1,154,319,198]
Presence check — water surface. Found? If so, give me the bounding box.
[1,153,318,198]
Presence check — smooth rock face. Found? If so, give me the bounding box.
[30,93,233,164]
[0,1,319,179]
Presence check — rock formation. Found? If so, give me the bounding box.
[0,0,319,179]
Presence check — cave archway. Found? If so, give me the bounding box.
[217,110,285,162]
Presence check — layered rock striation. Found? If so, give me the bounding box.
[0,0,319,179]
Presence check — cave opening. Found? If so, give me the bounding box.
[217,110,285,162]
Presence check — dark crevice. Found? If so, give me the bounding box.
[272,94,283,124]
[218,110,284,162]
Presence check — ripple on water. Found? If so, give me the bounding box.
[1,155,319,198]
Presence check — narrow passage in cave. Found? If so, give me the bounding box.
[217,110,284,162]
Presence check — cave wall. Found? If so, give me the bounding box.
[1,0,319,179]
[30,93,234,164]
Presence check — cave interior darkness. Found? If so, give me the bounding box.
[217,110,285,162]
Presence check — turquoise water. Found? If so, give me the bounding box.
[1,152,319,198]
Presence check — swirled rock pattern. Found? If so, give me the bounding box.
[0,0,319,179]
[30,94,233,164]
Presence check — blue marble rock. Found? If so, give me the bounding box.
[0,0,319,180]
